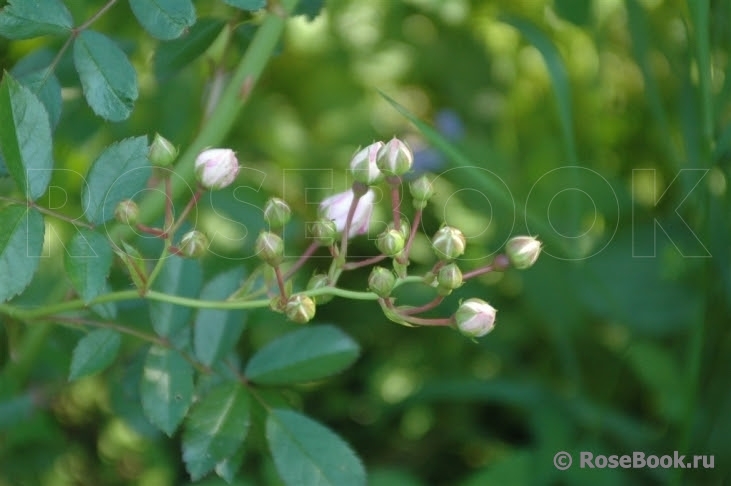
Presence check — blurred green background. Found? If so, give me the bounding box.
[1,0,730,484]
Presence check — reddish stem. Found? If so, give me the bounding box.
[338,191,361,259]
[342,254,387,270]
[164,177,174,229]
[384,298,452,327]
[274,266,288,300]
[462,265,494,280]
[137,224,167,238]
[389,177,402,229]
[175,188,204,232]
[283,242,319,280]
[404,209,421,255]
[398,295,444,315]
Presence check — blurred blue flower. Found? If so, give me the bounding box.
[409,109,464,178]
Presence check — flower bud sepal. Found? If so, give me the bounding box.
[285,294,316,324]
[307,274,333,304]
[264,197,292,230]
[255,231,285,267]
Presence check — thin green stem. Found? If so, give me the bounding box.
[108,0,300,244]
[77,0,119,31]
[43,0,119,84]
[145,245,170,290]
[0,274,425,322]
[47,315,167,347]
[0,197,94,229]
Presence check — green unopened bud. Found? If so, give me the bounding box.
[179,230,208,258]
[409,175,434,209]
[431,226,466,261]
[437,262,463,295]
[377,137,413,176]
[368,266,396,298]
[376,229,405,257]
[149,133,178,167]
[307,273,333,304]
[387,220,411,239]
[264,197,291,230]
[310,218,338,246]
[255,231,284,266]
[285,294,316,324]
[454,298,497,338]
[504,236,542,269]
[115,199,139,226]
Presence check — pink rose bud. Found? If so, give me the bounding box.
[454,298,497,338]
[194,148,239,190]
[376,137,413,176]
[350,141,385,185]
[318,189,375,239]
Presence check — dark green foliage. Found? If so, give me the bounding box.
[0,1,729,485]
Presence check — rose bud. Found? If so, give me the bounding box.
[179,230,208,259]
[376,137,413,177]
[431,225,466,261]
[114,199,139,226]
[255,231,284,267]
[310,218,338,246]
[306,273,333,304]
[149,133,178,167]
[318,189,375,239]
[454,298,497,338]
[437,262,463,295]
[368,266,396,298]
[376,228,405,257]
[194,148,239,190]
[409,174,434,209]
[504,236,542,269]
[350,141,385,185]
[264,197,292,230]
[285,294,316,324]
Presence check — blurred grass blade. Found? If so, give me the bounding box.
[625,0,680,171]
[687,0,712,156]
[501,16,577,166]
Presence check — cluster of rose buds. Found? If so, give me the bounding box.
[248,136,542,338]
[113,135,542,339]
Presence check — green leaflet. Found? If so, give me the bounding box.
[245,325,360,385]
[0,73,54,200]
[68,329,122,381]
[73,30,138,121]
[0,206,45,303]
[129,0,196,40]
[0,0,73,40]
[267,409,366,486]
